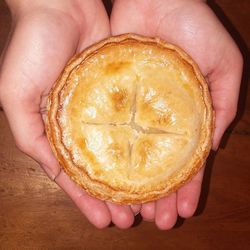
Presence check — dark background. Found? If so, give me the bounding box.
[0,0,249,249]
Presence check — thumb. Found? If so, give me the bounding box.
[0,95,60,179]
[0,37,62,180]
[209,51,243,150]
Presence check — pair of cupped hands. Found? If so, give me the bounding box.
[0,0,242,229]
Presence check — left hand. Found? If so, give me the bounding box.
[0,0,140,229]
[110,0,243,229]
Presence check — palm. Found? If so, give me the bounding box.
[111,0,242,229]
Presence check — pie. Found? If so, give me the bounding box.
[46,34,214,204]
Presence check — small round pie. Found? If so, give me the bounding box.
[46,34,214,204]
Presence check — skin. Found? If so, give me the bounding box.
[0,0,243,230]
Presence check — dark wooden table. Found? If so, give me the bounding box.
[0,1,249,249]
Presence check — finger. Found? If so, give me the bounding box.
[0,14,80,178]
[208,49,243,150]
[130,204,142,216]
[213,109,235,150]
[177,167,205,218]
[4,102,61,180]
[140,201,156,222]
[106,202,135,229]
[155,193,177,230]
[55,171,111,229]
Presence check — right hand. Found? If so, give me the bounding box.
[110,0,243,229]
[0,0,140,229]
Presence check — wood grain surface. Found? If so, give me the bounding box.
[0,0,250,249]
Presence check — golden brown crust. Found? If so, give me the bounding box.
[46,34,214,204]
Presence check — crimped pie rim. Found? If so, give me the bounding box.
[46,33,214,204]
